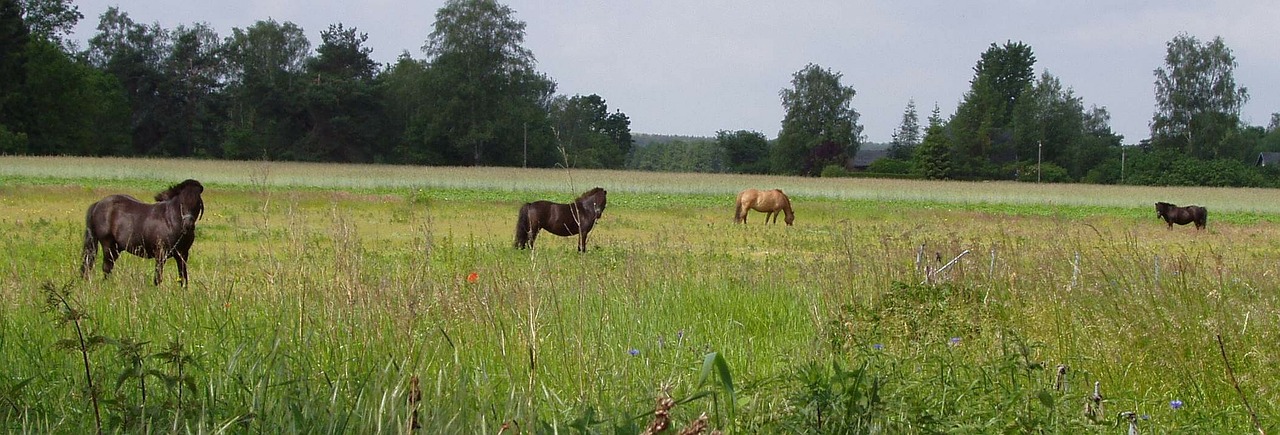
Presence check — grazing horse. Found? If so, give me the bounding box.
[81,179,205,286]
[1155,201,1207,230]
[514,187,608,252]
[735,188,794,225]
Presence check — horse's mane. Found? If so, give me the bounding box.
[155,179,203,202]
[577,187,606,202]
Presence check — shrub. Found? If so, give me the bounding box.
[820,164,849,178]
[867,158,912,174]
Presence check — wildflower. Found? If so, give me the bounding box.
[949,337,961,346]
[629,348,640,357]
[1170,400,1183,410]
[466,272,478,283]
[872,343,884,350]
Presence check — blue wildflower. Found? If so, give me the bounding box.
[1170,400,1183,410]
[629,348,640,357]
[949,337,961,346]
[872,343,884,350]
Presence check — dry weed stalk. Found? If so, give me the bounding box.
[677,412,722,435]
[641,395,675,435]
[406,375,422,431]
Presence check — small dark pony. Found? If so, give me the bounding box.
[735,188,794,225]
[1155,201,1207,230]
[514,187,607,252]
[82,179,205,286]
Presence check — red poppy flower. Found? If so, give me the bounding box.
[467,272,479,283]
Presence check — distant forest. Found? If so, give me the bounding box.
[3,0,1279,185]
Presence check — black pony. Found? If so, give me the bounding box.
[1155,201,1206,230]
[82,179,205,286]
[514,187,607,252]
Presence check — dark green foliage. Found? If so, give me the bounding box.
[1123,149,1266,187]
[913,123,952,180]
[819,164,848,178]
[716,129,770,173]
[417,0,556,166]
[21,39,130,155]
[548,94,632,168]
[0,0,30,136]
[949,41,1036,178]
[626,139,725,173]
[296,24,385,162]
[866,157,911,174]
[221,19,310,160]
[17,0,80,48]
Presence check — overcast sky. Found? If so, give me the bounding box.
[70,1,1278,144]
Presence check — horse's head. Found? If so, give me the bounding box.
[578,187,607,219]
[776,189,795,226]
[1155,202,1171,219]
[157,179,205,223]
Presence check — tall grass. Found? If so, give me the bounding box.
[0,158,1277,433]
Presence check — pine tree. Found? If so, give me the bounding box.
[887,99,921,159]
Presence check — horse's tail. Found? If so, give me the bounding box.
[733,201,742,223]
[514,204,531,248]
[81,208,97,279]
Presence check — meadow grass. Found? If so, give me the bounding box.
[1,156,1278,433]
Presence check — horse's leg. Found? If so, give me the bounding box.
[176,249,190,287]
[154,255,166,286]
[102,245,119,275]
[528,228,539,249]
[81,231,97,280]
[578,231,587,252]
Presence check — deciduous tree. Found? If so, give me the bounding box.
[716,130,769,173]
[419,0,555,166]
[1151,33,1249,160]
[774,63,862,175]
[548,94,631,168]
[298,24,384,162]
[949,41,1036,178]
[222,19,311,159]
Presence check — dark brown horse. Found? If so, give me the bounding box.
[1155,201,1207,230]
[514,187,607,252]
[82,179,205,286]
[735,188,794,225]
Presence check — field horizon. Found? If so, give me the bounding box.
[1,156,1277,433]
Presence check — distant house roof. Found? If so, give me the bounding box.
[1258,152,1280,167]
[847,149,889,170]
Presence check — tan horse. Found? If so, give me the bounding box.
[734,188,794,225]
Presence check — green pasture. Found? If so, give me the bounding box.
[1,156,1278,433]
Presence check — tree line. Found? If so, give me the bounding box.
[3,0,1279,186]
[1,0,632,167]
